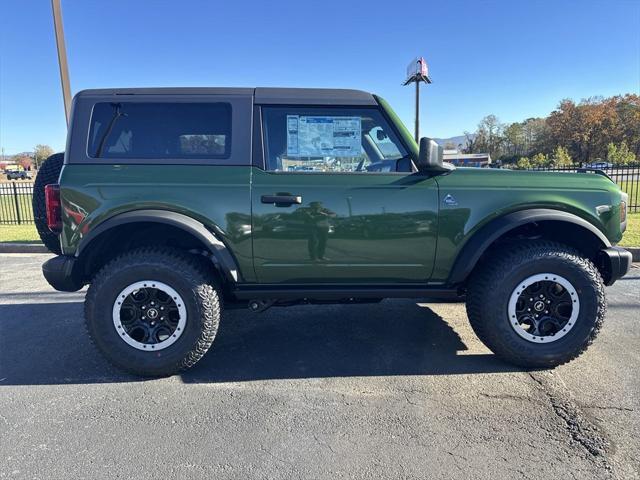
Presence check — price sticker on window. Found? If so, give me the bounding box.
[287,115,361,157]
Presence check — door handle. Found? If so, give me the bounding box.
[261,195,303,206]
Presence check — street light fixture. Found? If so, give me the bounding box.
[403,57,432,143]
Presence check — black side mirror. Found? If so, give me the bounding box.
[417,137,447,171]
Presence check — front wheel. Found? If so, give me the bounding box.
[466,241,606,368]
[85,247,220,376]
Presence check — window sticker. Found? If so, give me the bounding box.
[287,115,361,157]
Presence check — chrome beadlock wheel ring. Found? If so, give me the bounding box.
[112,281,187,351]
[508,273,580,343]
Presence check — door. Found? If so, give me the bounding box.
[251,105,439,284]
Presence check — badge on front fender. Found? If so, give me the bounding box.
[443,194,458,206]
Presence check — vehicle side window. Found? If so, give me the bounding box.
[88,102,231,159]
[261,107,408,173]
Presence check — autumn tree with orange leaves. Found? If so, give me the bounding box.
[466,94,639,165]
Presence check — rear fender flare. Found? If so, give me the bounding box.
[76,210,240,282]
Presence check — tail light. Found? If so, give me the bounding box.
[45,184,62,233]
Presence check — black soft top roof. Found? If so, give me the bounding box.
[75,87,377,106]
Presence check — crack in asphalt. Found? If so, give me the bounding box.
[579,404,634,413]
[478,392,541,403]
[528,372,614,474]
[259,445,294,467]
[313,433,336,454]
[403,392,417,406]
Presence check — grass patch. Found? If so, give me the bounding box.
[619,212,639,247]
[0,224,40,243]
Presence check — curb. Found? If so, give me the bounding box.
[0,243,50,254]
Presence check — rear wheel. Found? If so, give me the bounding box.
[85,247,220,376]
[466,241,606,368]
[32,153,64,254]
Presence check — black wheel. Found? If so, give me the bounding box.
[85,247,220,376]
[32,152,64,254]
[466,240,606,368]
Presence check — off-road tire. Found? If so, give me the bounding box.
[85,247,220,376]
[466,240,606,368]
[32,153,64,254]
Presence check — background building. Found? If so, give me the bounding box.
[443,149,492,167]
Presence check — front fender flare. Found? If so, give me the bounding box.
[76,209,240,282]
[447,208,610,285]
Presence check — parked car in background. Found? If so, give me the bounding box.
[5,169,32,180]
[586,161,613,170]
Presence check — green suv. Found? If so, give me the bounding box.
[38,87,631,376]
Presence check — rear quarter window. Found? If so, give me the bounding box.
[87,102,231,159]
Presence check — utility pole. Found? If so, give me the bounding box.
[51,0,72,126]
[415,81,420,142]
[403,57,432,143]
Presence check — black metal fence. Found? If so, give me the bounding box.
[527,163,640,213]
[0,182,35,225]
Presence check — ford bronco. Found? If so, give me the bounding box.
[36,87,631,376]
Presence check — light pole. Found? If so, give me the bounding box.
[51,0,71,126]
[403,57,432,143]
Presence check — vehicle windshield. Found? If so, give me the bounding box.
[374,95,419,159]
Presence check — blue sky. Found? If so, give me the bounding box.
[1,0,639,155]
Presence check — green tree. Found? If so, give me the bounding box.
[523,118,547,155]
[34,144,54,169]
[615,94,640,156]
[516,157,531,169]
[552,146,572,166]
[530,153,549,168]
[503,122,525,157]
[474,114,504,161]
[607,142,636,165]
[462,131,478,154]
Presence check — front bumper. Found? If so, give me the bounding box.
[42,255,84,292]
[598,246,632,286]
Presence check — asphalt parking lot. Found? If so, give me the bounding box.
[0,253,638,479]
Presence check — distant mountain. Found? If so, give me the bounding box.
[433,134,474,150]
